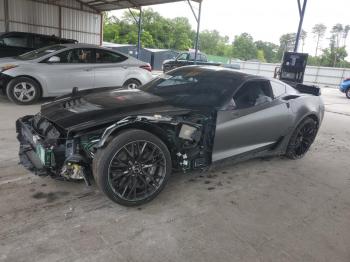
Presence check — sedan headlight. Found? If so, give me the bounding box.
[1,64,17,72]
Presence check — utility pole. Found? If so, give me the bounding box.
[294,0,308,52]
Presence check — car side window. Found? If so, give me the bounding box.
[2,34,28,47]
[270,80,286,98]
[188,53,196,61]
[231,80,273,110]
[177,53,188,60]
[95,49,127,63]
[53,48,94,63]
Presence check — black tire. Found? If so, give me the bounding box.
[6,76,41,105]
[123,79,141,89]
[346,88,350,99]
[93,129,172,206]
[285,117,318,159]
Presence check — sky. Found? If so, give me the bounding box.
[110,0,350,58]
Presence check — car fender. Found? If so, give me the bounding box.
[95,115,176,150]
[2,67,48,96]
[123,67,153,85]
[289,95,323,130]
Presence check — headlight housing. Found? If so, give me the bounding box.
[1,64,17,72]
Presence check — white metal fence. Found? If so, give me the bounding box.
[238,61,350,88]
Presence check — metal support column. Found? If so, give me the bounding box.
[188,0,202,64]
[100,13,103,46]
[137,7,142,59]
[294,0,307,52]
[4,0,9,32]
[58,6,62,37]
[194,1,202,64]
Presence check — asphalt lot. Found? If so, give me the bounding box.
[0,88,349,262]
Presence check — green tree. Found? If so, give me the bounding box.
[256,49,266,62]
[312,23,327,57]
[254,41,278,62]
[300,30,307,52]
[343,25,350,47]
[104,8,195,50]
[320,46,348,67]
[170,17,193,50]
[276,33,296,61]
[199,30,230,56]
[232,33,257,60]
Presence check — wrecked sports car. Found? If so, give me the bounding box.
[16,66,324,206]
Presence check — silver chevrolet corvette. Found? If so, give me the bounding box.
[16,66,324,206]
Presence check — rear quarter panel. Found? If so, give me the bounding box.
[289,95,324,128]
[2,65,49,96]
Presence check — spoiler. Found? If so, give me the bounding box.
[294,83,321,96]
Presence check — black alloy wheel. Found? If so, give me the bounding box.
[286,117,318,159]
[93,129,171,206]
[346,88,350,99]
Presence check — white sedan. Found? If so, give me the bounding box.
[0,43,153,104]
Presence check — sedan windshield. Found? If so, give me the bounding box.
[140,67,244,107]
[17,45,66,60]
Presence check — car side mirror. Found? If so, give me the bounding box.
[47,56,60,63]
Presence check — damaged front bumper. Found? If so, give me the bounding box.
[16,115,53,176]
[16,115,92,184]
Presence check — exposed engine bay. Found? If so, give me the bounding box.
[16,111,217,185]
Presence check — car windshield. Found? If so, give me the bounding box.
[140,67,244,107]
[17,45,66,60]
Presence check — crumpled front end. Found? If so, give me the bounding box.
[16,115,64,176]
[16,114,93,183]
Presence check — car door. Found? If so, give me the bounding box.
[93,49,129,88]
[37,48,95,96]
[212,79,293,162]
[176,53,191,67]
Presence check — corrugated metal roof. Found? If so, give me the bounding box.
[78,0,201,12]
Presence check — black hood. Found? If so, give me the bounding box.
[41,88,192,131]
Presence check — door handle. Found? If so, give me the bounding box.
[84,68,92,72]
[122,66,128,69]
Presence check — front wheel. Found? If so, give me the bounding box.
[285,117,318,159]
[346,88,350,99]
[6,77,41,105]
[93,129,172,206]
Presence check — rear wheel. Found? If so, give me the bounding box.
[6,77,41,105]
[285,117,318,159]
[346,88,350,99]
[123,79,141,89]
[93,129,172,206]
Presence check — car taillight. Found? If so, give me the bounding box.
[140,64,152,72]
